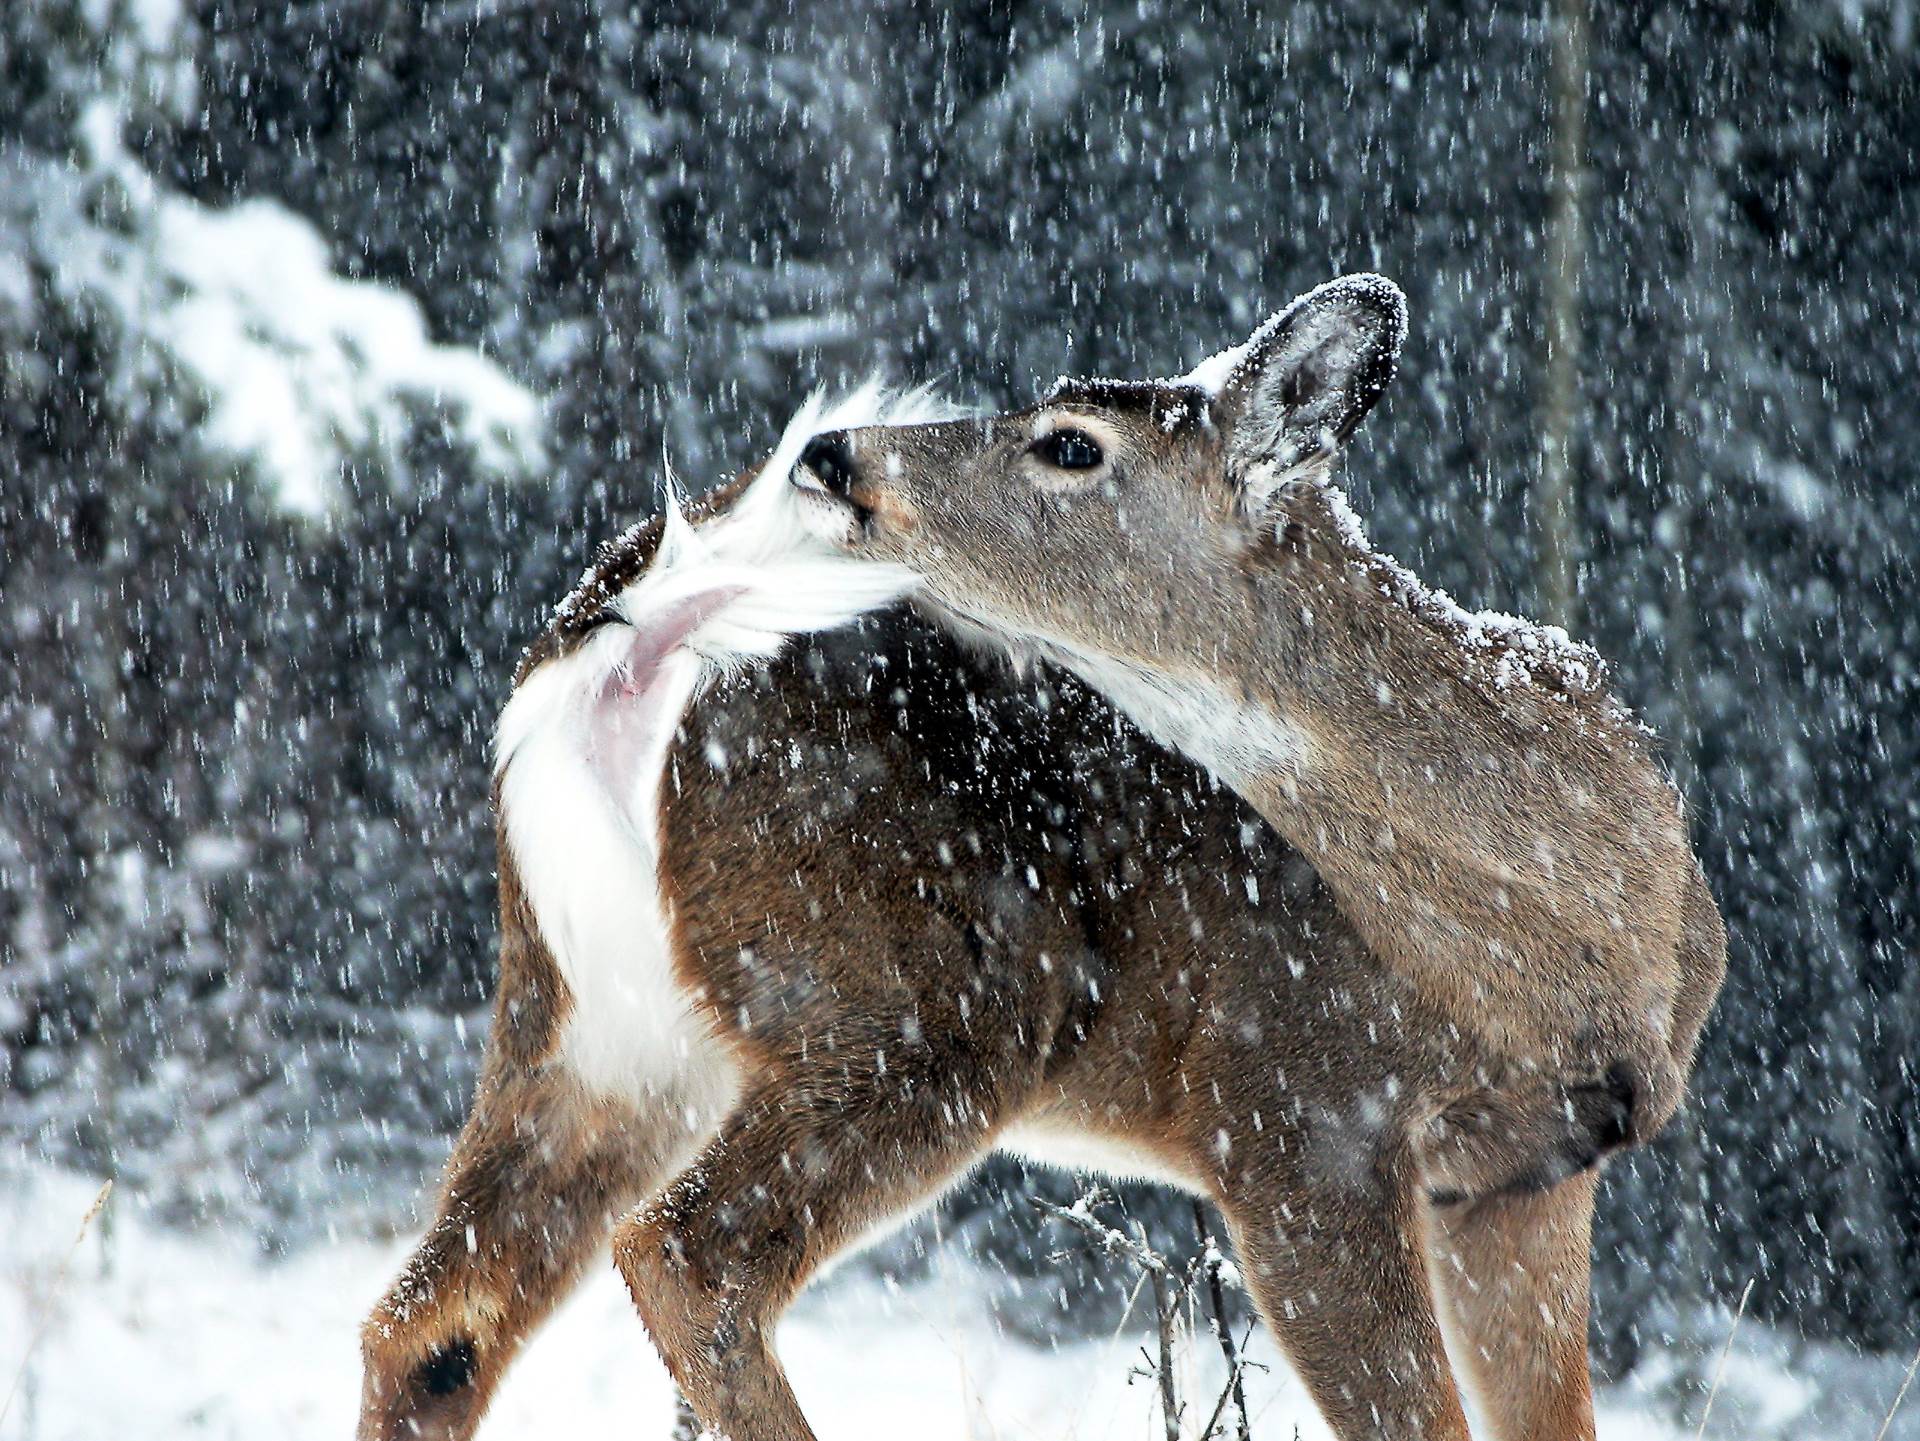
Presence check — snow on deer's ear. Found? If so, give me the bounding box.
[1206,273,1406,497]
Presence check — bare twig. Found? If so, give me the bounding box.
[1039,1190,1195,1441]
[1198,1369,1238,1441]
[1034,1191,1180,1280]
[1195,1325,1266,1441]
[1192,1199,1252,1441]
[1872,1339,1920,1441]
[1,1181,113,1431]
[1144,1227,1182,1441]
[1691,1277,1754,1440]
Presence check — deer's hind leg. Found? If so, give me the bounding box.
[358,1063,699,1441]
[1428,1171,1600,1441]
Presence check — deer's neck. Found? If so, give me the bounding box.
[1044,506,1691,1054]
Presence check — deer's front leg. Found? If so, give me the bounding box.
[614,1070,1001,1441]
[1212,1124,1473,1441]
[358,1069,682,1441]
[1429,1171,1599,1441]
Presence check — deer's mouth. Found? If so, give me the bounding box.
[790,462,874,544]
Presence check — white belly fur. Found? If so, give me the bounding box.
[998,1120,1205,1193]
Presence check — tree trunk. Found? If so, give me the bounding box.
[1536,0,1589,628]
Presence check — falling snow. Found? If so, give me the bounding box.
[2,2,1917,1438]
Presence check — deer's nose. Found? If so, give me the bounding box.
[798,432,857,496]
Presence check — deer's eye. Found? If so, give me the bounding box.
[1032,429,1104,470]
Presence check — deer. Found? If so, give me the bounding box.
[786,274,1729,1438]
[358,296,1719,1441]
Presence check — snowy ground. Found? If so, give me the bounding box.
[1,1168,1908,1441]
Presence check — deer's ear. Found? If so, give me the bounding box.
[1209,273,1406,491]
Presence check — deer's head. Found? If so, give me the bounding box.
[789,274,1406,692]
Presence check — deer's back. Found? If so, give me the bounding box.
[654,615,1482,1177]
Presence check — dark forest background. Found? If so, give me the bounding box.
[2,0,1916,1381]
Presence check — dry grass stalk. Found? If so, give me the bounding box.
[1690,1277,1754,1440]
[0,1181,113,1432]
[1872,1339,1920,1441]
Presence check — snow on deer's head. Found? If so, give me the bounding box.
[788,274,1406,679]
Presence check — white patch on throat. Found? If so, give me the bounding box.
[1052,644,1310,784]
[492,388,940,1110]
[923,600,1311,785]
